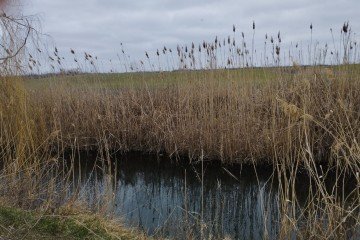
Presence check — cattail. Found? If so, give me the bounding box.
[145,52,149,58]
[265,34,268,40]
[242,32,244,38]
[71,49,75,54]
[215,36,218,45]
[276,45,280,55]
[228,36,231,44]
[252,21,255,30]
[55,47,58,53]
[342,22,349,33]
[278,31,281,40]
[310,23,313,30]
[156,49,159,56]
[233,24,236,33]
[49,56,54,61]
[37,48,42,53]
[199,44,201,52]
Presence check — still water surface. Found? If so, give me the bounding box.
[65,153,356,239]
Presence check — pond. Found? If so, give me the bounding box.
[63,152,358,239]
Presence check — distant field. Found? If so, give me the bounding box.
[23,64,360,89]
[23,67,279,90]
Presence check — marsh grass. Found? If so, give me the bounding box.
[1,21,360,239]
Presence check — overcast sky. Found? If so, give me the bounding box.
[23,0,360,71]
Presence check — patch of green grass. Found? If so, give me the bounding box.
[22,66,282,91]
[0,205,147,239]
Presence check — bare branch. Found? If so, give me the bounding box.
[0,19,31,61]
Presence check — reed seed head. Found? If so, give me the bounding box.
[342,22,349,33]
[276,45,280,55]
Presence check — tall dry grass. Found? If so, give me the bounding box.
[24,66,360,167]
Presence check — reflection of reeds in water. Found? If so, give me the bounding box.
[0,21,360,239]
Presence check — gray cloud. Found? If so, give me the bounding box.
[24,0,360,71]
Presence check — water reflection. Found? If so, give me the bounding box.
[70,154,281,239]
[67,153,357,239]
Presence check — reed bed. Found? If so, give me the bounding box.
[21,65,360,168]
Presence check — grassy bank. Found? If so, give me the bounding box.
[0,204,148,240]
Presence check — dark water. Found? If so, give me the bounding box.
[65,153,358,239]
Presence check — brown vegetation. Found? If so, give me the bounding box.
[0,15,359,238]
